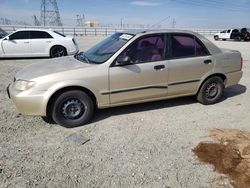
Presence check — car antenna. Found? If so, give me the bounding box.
[149,16,171,29]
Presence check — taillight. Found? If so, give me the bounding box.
[241,57,243,70]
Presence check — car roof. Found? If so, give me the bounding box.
[15,28,53,32]
[123,29,200,36]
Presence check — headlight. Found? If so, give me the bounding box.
[14,80,36,91]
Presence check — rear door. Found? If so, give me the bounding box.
[30,31,53,56]
[167,33,213,96]
[2,31,31,57]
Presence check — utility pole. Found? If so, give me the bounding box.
[120,18,124,28]
[40,0,62,26]
[172,18,176,28]
[33,15,40,26]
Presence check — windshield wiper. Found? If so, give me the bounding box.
[75,52,91,64]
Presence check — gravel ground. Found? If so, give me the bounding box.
[0,36,249,188]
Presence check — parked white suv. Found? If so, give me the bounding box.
[0,29,78,58]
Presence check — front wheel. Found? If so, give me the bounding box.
[214,35,219,40]
[51,90,94,128]
[197,76,225,105]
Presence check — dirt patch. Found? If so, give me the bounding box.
[193,129,250,188]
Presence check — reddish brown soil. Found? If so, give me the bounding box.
[193,129,250,188]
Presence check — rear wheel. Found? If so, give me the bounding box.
[214,35,219,40]
[51,90,94,128]
[197,76,225,105]
[50,46,67,58]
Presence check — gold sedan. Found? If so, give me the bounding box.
[8,30,243,127]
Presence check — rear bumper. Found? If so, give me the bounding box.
[225,70,243,87]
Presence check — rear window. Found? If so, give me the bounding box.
[31,31,53,39]
[171,34,209,58]
[53,31,66,37]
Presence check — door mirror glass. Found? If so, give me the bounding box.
[116,55,130,65]
[4,36,9,40]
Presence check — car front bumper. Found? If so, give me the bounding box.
[7,83,47,116]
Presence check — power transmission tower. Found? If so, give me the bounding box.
[76,14,85,27]
[33,15,40,26]
[40,0,62,26]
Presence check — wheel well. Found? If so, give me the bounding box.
[50,45,67,56]
[46,86,97,118]
[197,73,226,94]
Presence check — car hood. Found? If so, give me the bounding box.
[15,56,92,80]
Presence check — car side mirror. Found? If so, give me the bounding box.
[4,36,10,40]
[116,55,131,65]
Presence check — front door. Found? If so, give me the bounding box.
[2,31,31,57]
[109,34,169,104]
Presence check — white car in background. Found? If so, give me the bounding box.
[0,29,78,58]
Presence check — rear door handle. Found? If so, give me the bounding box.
[46,41,52,43]
[23,41,30,44]
[204,59,212,64]
[154,65,165,70]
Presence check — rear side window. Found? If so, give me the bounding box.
[31,31,53,39]
[171,34,209,58]
[9,31,30,40]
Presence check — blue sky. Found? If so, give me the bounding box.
[0,0,249,28]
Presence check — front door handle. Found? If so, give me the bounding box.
[154,65,165,70]
[204,59,212,64]
[23,41,30,44]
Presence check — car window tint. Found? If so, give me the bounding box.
[195,38,209,56]
[227,30,231,33]
[121,35,165,64]
[171,34,208,58]
[9,31,30,40]
[31,31,53,39]
[171,35,195,58]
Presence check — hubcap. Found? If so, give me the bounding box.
[61,99,85,120]
[205,82,218,99]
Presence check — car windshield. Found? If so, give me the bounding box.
[53,31,66,37]
[76,32,134,64]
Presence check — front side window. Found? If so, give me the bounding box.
[171,34,209,58]
[118,34,165,64]
[31,31,53,39]
[81,32,134,64]
[9,31,30,40]
[227,30,231,33]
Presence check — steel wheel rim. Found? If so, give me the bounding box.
[205,82,219,99]
[61,98,86,120]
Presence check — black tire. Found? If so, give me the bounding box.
[51,90,94,128]
[214,35,219,40]
[197,76,225,105]
[50,46,67,58]
[237,36,241,41]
